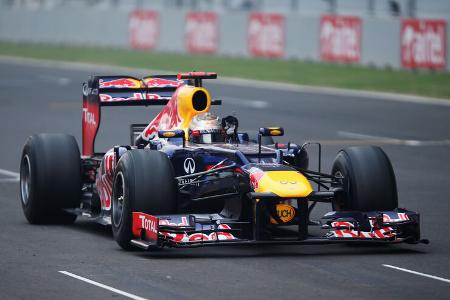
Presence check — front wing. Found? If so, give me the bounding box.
[130,209,428,250]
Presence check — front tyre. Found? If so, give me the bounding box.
[331,146,398,212]
[20,134,81,224]
[111,150,177,250]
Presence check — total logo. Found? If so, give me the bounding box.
[82,108,96,126]
[183,157,196,174]
[139,214,157,234]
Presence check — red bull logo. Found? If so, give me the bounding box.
[99,78,142,88]
[99,93,163,102]
[144,77,184,88]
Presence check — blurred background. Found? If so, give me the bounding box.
[0,0,449,73]
[1,0,449,18]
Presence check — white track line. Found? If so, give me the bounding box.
[58,271,149,300]
[382,264,450,284]
[337,131,450,146]
[0,169,19,182]
[0,169,19,178]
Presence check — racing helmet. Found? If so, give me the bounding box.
[188,112,226,144]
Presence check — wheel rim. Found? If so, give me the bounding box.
[112,172,125,228]
[20,155,31,206]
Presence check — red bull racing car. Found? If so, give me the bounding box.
[19,72,428,251]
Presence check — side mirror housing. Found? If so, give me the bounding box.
[259,127,284,137]
[158,129,185,139]
[158,129,186,147]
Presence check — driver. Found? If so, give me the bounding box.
[188,112,226,144]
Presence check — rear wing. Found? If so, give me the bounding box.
[82,73,219,156]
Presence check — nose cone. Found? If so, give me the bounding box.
[255,171,313,198]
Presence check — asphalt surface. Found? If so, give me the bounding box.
[0,59,449,300]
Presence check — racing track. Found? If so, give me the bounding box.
[0,58,449,300]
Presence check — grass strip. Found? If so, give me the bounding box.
[0,42,449,99]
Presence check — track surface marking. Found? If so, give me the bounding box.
[382,265,450,284]
[59,271,150,300]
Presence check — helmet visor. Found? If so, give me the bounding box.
[190,130,226,144]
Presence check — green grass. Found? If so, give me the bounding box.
[1,42,449,99]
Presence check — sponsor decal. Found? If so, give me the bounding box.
[82,108,97,126]
[183,157,196,174]
[179,178,200,187]
[96,151,115,210]
[142,88,183,141]
[99,93,162,102]
[139,215,157,233]
[159,220,236,242]
[132,212,159,241]
[143,77,185,88]
[185,12,219,54]
[248,13,285,58]
[82,90,100,156]
[331,227,394,239]
[401,19,447,69]
[320,15,362,63]
[331,221,355,229]
[82,83,98,96]
[99,78,142,89]
[383,212,410,223]
[129,11,160,50]
[159,217,190,227]
[270,203,296,224]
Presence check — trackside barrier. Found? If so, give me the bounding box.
[0,8,448,72]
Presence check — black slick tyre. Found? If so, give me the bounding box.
[20,134,81,224]
[331,146,398,212]
[111,149,177,250]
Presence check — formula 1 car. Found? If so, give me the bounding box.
[19,72,428,251]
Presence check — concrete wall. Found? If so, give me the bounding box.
[0,8,128,47]
[361,17,401,69]
[0,7,448,72]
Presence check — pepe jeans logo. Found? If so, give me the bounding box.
[183,158,196,174]
[280,181,297,184]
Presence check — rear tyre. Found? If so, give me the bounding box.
[246,130,274,145]
[331,146,398,211]
[20,134,81,224]
[111,150,177,250]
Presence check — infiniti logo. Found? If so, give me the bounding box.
[183,158,196,174]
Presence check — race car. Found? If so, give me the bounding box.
[19,72,428,251]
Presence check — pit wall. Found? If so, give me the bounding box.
[0,8,448,72]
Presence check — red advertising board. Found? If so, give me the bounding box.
[185,12,219,54]
[320,15,361,63]
[129,11,160,50]
[248,13,284,58]
[401,19,447,69]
